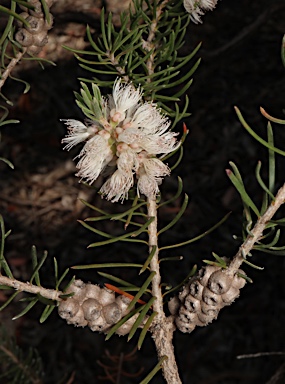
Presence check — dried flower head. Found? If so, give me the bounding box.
[62,78,179,202]
[183,0,218,23]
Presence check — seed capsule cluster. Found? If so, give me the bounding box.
[168,265,246,333]
[15,0,53,55]
[58,280,140,336]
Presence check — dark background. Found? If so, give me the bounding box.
[1,0,285,383]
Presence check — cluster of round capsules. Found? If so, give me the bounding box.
[168,264,246,333]
[58,280,141,336]
[15,0,53,55]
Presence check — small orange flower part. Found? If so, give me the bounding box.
[104,283,147,306]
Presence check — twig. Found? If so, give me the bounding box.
[237,352,285,359]
[147,197,182,384]
[266,362,285,384]
[229,182,285,273]
[0,274,62,301]
[0,49,26,92]
[144,0,169,80]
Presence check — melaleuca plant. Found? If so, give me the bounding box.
[1,1,285,383]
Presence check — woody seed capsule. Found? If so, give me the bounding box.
[102,302,122,324]
[82,298,102,321]
[58,298,80,320]
[15,29,34,47]
[208,270,232,294]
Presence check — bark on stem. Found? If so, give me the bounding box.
[0,274,62,301]
[147,198,182,384]
[0,49,26,92]
[144,0,169,81]
[229,182,285,273]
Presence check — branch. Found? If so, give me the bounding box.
[0,274,62,301]
[0,49,26,92]
[147,198,182,384]
[144,0,169,79]
[229,182,285,273]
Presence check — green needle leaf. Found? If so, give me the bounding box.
[158,194,188,235]
[72,263,143,269]
[139,356,167,384]
[226,169,260,217]
[235,107,285,156]
[0,291,20,312]
[127,271,155,311]
[128,296,156,341]
[138,311,157,350]
[105,307,143,340]
[160,212,231,251]
[97,272,140,288]
[12,297,38,320]
[255,161,275,201]
[140,246,157,274]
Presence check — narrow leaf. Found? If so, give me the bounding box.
[72,263,143,269]
[235,107,285,156]
[39,304,55,323]
[97,271,139,288]
[105,307,143,340]
[140,246,156,274]
[139,356,167,384]
[128,296,156,341]
[0,291,20,311]
[226,169,260,217]
[138,311,157,350]
[12,297,38,320]
[160,212,230,251]
[158,194,188,235]
[127,271,155,311]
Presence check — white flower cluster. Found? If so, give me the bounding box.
[183,0,218,23]
[62,79,179,202]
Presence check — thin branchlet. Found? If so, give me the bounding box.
[0,274,62,301]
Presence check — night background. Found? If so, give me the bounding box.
[1,0,285,383]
